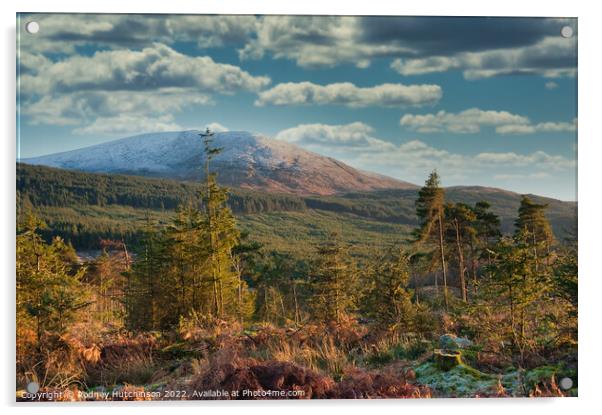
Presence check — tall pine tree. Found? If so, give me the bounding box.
[414,170,449,308]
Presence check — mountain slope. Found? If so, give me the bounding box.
[17,164,576,252]
[22,130,416,196]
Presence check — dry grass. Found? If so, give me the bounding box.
[183,346,429,399]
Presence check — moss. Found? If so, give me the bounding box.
[434,349,463,371]
[524,365,557,388]
[415,361,501,397]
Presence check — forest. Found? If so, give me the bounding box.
[16,141,577,400]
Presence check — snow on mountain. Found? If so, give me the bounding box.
[21,130,416,195]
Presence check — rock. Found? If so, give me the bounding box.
[439,334,472,351]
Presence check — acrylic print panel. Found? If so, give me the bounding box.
[16,13,577,401]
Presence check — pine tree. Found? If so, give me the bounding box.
[310,233,357,324]
[482,232,552,364]
[469,201,501,292]
[200,130,240,318]
[364,248,415,332]
[515,196,554,268]
[444,203,476,302]
[414,170,449,308]
[125,215,169,330]
[17,213,90,354]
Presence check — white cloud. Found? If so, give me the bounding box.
[495,120,576,135]
[494,172,550,180]
[20,43,270,135]
[256,81,442,108]
[24,89,212,128]
[73,114,181,135]
[474,151,574,170]
[273,122,574,186]
[275,122,394,151]
[391,36,577,79]
[545,81,559,90]
[391,56,460,76]
[22,43,270,96]
[205,122,229,133]
[18,14,258,54]
[20,14,576,78]
[238,16,411,68]
[400,108,530,134]
[400,108,576,135]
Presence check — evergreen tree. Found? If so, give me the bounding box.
[310,233,357,323]
[482,232,553,364]
[444,203,476,302]
[125,215,169,330]
[17,213,90,353]
[364,248,415,332]
[515,196,554,267]
[200,130,240,318]
[414,170,449,308]
[469,201,501,292]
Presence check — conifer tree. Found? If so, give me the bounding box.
[415,170,449,308]
[469,201,501,291]
[364,248,415,332]
[17,213,90,352]
[200,130,240,318]
[310,233,357,323]
[444,203,477,302]
[515,196,554,268]
[482,232,552,364]
[125,215,168,330]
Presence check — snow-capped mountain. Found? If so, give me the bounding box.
[21,130,416,195]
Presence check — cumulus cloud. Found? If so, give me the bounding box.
[390,35,577,79]
[275,122,394,151]
[18,14,258,53]
[19,14,576,78]
[23,89,212,128]
[21,43,270,96]
[273,122,574,185]
[495,120,576,135]
[205,122,229,133]
[494,172,550,180]
[400,108,530,134]
[73,114,181,135]
[19,43,270,135]
[400,108,576,135]
[255,81,442,108]
[239,16,576,77]
[238,16,412,68]
[474,151,574,170]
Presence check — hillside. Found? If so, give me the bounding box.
[21,130,415,196]
[17,164,576,254]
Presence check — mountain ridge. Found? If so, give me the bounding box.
[21,130,416,196]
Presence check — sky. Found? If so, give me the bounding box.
[16,14,577,200]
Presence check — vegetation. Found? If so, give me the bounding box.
[16,164,577,400]
[17,163,575,251]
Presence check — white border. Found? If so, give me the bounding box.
[2,1,600,414]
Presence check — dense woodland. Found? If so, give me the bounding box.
[16,144,577,399]
[17,163,575,250]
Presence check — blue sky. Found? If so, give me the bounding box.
[17,14,577,200]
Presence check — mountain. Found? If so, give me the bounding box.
[22,130,416,196]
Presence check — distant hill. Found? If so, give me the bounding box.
[17,164,577,252]
[21,130,416,196]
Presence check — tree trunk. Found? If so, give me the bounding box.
[292,282,300,326]
[469,240,478,296]
[437,213,449,308]
[454,219,467,302]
